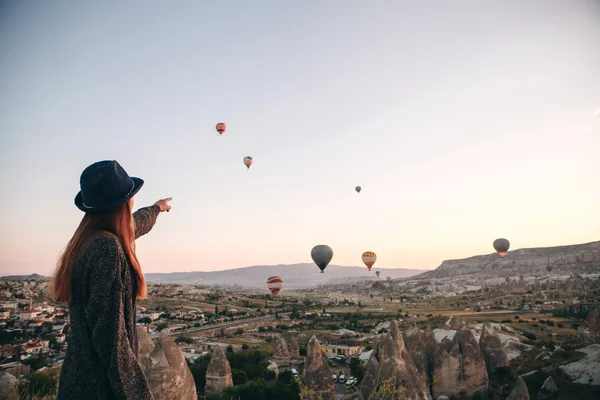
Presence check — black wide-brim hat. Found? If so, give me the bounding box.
[75,160,144,213]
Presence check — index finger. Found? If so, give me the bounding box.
[163,197,173,202]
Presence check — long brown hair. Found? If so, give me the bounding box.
[50,200,147,302]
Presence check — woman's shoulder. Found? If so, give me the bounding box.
[80,231,126,266]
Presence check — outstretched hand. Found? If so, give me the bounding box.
[154,197,172,212]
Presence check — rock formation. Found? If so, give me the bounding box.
[205,344,234,393]
[432,325,488,398]
[285,333,301,358]
[402,321,429,386]
[479,322,509,374]
[537,376,558,400]
[300,335,335,400]
[588,307,600,333]
[0,371,18,399]
[273,334,291,363]
[137,328,197,400]
[507,376,530,400]
[359,320,432,400]
[267,361,279,378]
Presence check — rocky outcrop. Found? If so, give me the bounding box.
[359,320,432,400]
[402,321,429,386]
[432,325,488,398]
[301,335,335,400]
[273,334,291,364]
[205,344,233,393]
[537,376,558,400]
[137,328,197,400]
[285,333,301,358]
[507,376,530,400]
[0,371,18,399]
[479,322,509,374]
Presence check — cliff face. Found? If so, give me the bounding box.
[359,320,432,400]
[413,240,600,279]
[478,322,509,374]
[432,325,488,398]
[137,328,197,400]
[301,335,335,400]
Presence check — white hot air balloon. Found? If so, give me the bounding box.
[243,156,253,169]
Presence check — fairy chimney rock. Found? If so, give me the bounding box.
[285,334,301,358]
[273,335,291,363]
[507,376,530,400]
[479,322,509,374]
[537,376,558,400]
[432,325,488,398]
[402,321,430,385]
[205,344,233,393]
[359,320,432,400]
[136,328,197,400]
[301,335,335,400]
[588,308,600,333]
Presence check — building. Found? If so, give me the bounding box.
[321,344,364,358]
[19,299,41,321]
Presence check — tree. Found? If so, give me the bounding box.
[215,305,219,315]
[156,322,168,331]
[226,344,234,354]
[242,344,250,350]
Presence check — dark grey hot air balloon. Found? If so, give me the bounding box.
[493,238,510,258]
[355,186,361,193]
[311,245,333,273]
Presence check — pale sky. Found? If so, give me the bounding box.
[1,1,599,276]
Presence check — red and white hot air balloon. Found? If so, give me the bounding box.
[266,276,283,296]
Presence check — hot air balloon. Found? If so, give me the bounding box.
[493,238,510,257]
[362,251,377,271]
[355,186,361,193]
[506,276,512,283]
[311,245,333,273]
[375,271,380,278]
[266,276,283,296]
[243,156,253,169]
[216,123,227,135]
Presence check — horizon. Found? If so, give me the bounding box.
[1,1,599,276]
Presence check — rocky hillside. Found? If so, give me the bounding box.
[411,240,600,280]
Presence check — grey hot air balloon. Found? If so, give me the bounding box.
[311,245,333,273]
[493,238,510,258]
[355,186,361,193]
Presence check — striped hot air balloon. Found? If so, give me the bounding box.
[266,276,284,296]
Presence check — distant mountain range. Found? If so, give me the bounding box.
[0,273,49,281]
[410,240,600,280]
[144,264,427,288]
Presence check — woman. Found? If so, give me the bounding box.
[51,160,172,400]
